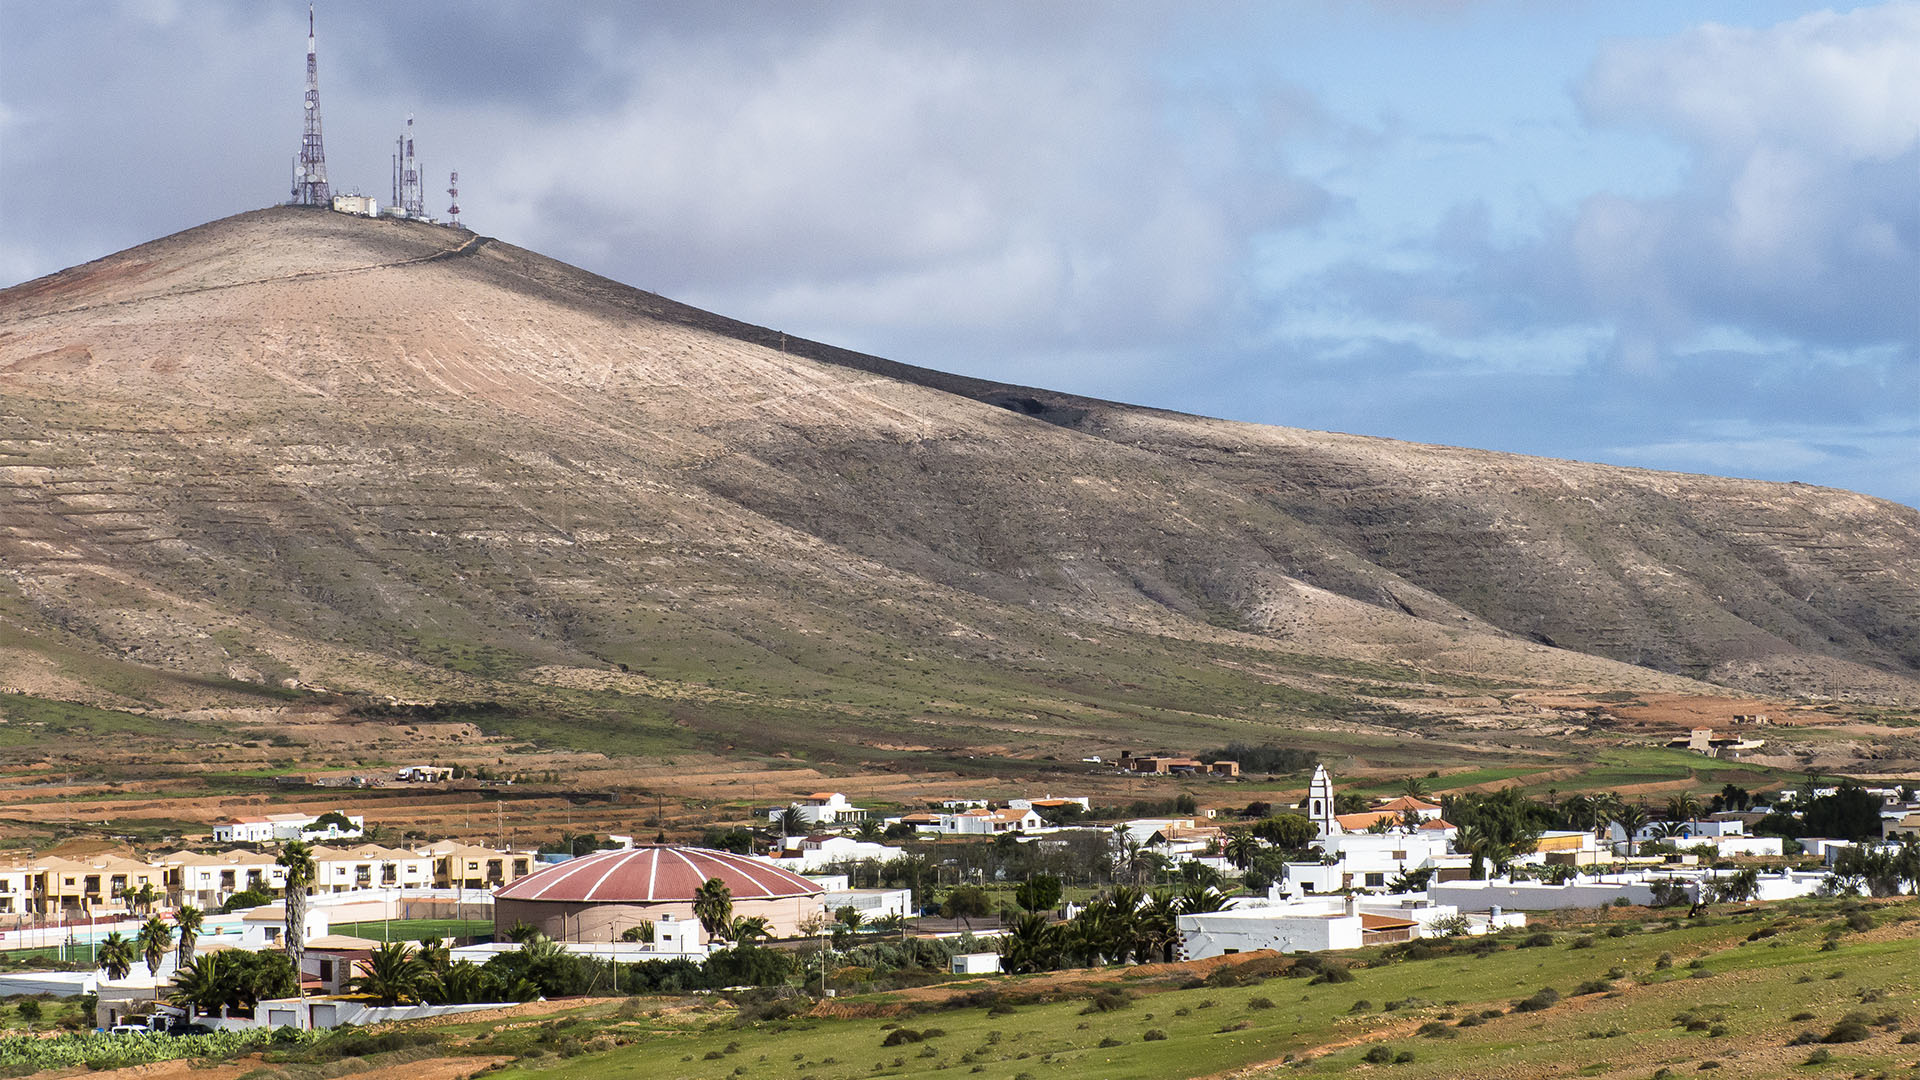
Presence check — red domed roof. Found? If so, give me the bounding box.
[495,846,821,904]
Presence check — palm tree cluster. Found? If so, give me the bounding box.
[171,936,545,1016]
[1442,788,1546,878]
[997,882,1227,974]
[165,950,299,1019]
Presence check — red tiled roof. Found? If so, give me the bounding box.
[1418,819,1455,831]
[1334,811,1402,830]
[1373,796,1441,812]
[495,846,821,904]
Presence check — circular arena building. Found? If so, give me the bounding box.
[493,846,824,942]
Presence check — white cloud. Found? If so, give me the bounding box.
[476,16,1326,352]
[1570,2,1920,350]
[1582,6,1920,162]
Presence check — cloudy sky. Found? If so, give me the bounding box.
[4,2,1915,505]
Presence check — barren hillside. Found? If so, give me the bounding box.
[1,208,1914,759]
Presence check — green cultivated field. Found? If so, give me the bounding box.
[464,897,1919,1080]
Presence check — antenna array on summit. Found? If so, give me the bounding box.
[289,6,465,228]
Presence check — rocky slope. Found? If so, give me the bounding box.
[0,209,1914,745]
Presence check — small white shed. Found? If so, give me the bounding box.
[951,952,1001,975]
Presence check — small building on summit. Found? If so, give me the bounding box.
[493,846,825,942]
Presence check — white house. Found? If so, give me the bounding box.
[769,792,867,828]
[932,808,1042,835]
[212,813,364,844]
[764,836,904,872]
[1281,828,1464,896]
[235,904,331,949]
[1178,893,1522,960]
[1008,796,1091,813]
[1178,897,1367,958]
[822,887,914,921]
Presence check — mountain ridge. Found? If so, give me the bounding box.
[1,208,1914,755]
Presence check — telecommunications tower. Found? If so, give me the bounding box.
[447,172,461,227]
[392,115,425,218]
[290,4,331,206]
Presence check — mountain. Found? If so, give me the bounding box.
[2,208,1915,763]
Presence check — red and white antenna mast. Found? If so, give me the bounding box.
[291,4,331,206]
[447,171,461,227]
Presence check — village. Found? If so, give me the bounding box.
[2,755,1915,1039]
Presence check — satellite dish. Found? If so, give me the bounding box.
[305,100,315,110]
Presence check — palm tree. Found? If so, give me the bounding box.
[1174,883,1229,916]
[1064,899,1119,967]
[728,916,772,945]
[169,952,231,1019]
[1453,824,1488,879]
[998,911,1062,974]
[1224,829,1262,870]
[1612,803,1650,857]
[278,840,317,993]
[98,931,136,981]
[1136,890,1181,963]
[692,877,733,941]
[778,807,806,839]
[430,960,502,1005]
[415,937,451,974]
[1666,792,1703,824]
[871,912,906,940]
[136,916,174,978]
[1400,776,1430,799]
[174,905,204,971]
[1574,792,1621,838]
[352,941,424,1007]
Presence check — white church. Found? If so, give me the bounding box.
[1278,765,1467,895]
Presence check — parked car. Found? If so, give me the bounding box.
[165,1021,215,1036]
[107,1023,152,1036]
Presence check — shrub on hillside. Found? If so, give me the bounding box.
[1820,1013,1872,1044]
[1512,988,1560,1013]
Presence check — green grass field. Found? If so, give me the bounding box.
[450,897,1919,1080]
[325,919,494,943]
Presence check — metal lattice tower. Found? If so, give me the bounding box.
[392,114,425,218]
[291,4,331,206]
[447,171,461,227]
